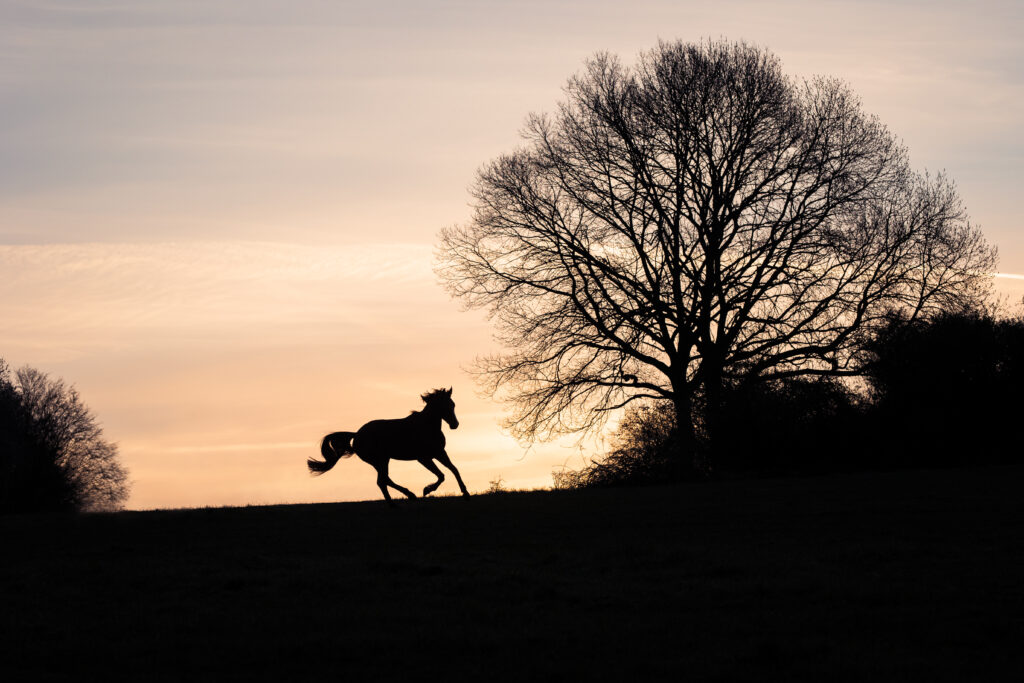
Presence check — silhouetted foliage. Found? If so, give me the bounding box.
[439,39,995,471]
[711,378,863,474]
[553,402,692,489]
[0,363,73,511]
[558,309,1023,488]
[861,310,1024,467]
[0,360,129,512]
[555,377,862,488]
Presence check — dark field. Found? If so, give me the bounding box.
[3,467,1023,681]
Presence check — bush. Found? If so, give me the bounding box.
[712,378,864,474]
[557,309,1024,490]
[861,310,1024,467]
[1,361,129,513]
[555,377,863,489]
[553,402,698,489]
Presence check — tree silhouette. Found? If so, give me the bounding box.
[0,360,129,512]
[861,310,1024,467]
[439,39,995,468]
[711,377,862,474]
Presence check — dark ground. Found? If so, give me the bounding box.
[2,466,1022,681]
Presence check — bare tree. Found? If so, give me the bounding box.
[1,361,129,512]
[438,40,995,465]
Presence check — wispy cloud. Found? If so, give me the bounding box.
[158,441,312,454]
[0,241,456,361]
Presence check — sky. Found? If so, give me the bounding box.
[1,0,1022,509]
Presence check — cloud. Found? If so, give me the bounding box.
[158,441,312,454]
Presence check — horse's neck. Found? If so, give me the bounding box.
[413,406,442,429]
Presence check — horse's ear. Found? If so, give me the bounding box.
[446,387,452,396]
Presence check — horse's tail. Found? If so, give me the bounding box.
[308,431,357,475]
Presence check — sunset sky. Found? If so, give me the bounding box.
[2,1,1022,509]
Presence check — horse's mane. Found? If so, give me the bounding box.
[407,387,453,415]
[420,387,451,403]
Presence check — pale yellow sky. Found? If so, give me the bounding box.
[1,1,1022,508]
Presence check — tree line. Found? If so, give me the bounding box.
[552,308,1024,488]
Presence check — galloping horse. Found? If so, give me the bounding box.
[307,387,469,502]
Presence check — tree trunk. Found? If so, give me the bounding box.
[702,355,725,475]
[671,384,698,475]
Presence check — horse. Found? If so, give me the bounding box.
[307,387,469,502]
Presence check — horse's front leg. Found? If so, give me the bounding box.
[436,450,469,497]
[418,458,445,497]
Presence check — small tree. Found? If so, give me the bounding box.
[0,361,129,512]
[439,39,995,469]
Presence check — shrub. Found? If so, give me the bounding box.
[861,310,1024,467]
[553,402,696,489]
[0,361,129,513]
[554,377,863,489]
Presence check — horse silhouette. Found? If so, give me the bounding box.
[308,387,469,502]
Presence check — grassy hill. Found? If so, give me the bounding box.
[2,466,1022,681]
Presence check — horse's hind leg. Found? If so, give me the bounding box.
[419,458,444,497]
[376,461,416,501]
[373,465,394,504]
[437,450,469,497]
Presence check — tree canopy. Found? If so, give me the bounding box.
[438,40,995,464]
[1,360,129,512]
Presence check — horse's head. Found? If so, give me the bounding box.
[422,387,459,429]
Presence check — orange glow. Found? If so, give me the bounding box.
[0,243,587,508]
